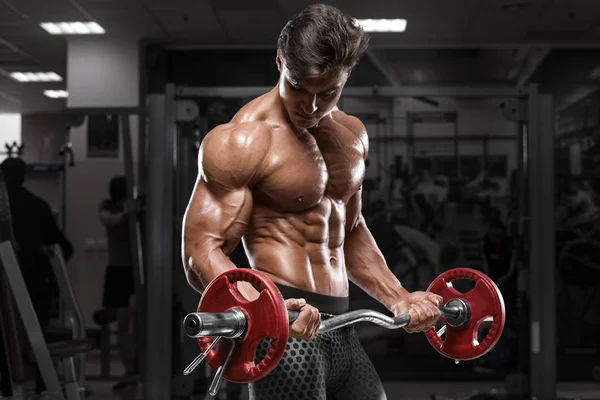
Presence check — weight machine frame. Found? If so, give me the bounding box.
[149,83,556,400]
[64,107,147,388]
[405,111,460,176]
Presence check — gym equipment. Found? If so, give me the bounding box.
[90,309,121,381]
[181,267,505,395]
[146,88,202,400]
[0,240,95,400]
[557,239,600,288]
[556,239,600,350]
[1,142,25,158]
[0,168,28,399]
[0,163,95,400]
[65,106,148,388]
[423,268,505,361]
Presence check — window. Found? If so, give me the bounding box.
[0,114,22,163]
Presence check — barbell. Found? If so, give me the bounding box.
[182,267,505,396]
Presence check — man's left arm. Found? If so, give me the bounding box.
[343,118,442,333]
[344,188,442,332]
[343,187,409,311]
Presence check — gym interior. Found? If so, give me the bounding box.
[0,1,599,399]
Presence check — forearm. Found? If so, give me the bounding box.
[99,211,125,227]
[344,220,409,311]
[183,235,237,290]
[183,240,259,300]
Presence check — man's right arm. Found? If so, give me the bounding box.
[99,200,124,227]
[182,123,323,340]
[182,123,270,294]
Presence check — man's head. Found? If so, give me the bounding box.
[0,157,27,188]
[276,4,370,128]
[109,176,127,205]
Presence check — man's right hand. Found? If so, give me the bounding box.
[285,298,321,340]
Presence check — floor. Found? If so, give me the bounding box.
[83,379,600,400]
[76,350,600,400]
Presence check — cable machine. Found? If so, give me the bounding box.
[406,111,459,176]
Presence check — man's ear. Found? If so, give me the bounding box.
[276,52,282,72]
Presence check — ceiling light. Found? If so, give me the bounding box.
[40,21,105,35]
[11,72,63,82]
[44,90,68,99]
[354,19,407,32]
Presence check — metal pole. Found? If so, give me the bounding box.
[482,135,488,170]
[527,84,556,400]
[120,115,146,384]
[385,117,392,184]
[120,115,145,285]
[59,124,70,231]
[379,118,388,194]
[47,245,86,390]
[374,118,382,183]
[0,242,65,400]
[454,117,461,177]
[172,122,205,398]
[145,85,175,400]
[406,114,414,175]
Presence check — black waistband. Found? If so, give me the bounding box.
[276,283,349,315]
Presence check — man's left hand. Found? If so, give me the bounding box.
[391,291,443,334]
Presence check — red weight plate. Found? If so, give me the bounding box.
[197,269,289,383]
[424,268,506,361]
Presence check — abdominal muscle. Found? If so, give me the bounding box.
[242,201,350,297]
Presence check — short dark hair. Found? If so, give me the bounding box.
[277,4,370,81]
[0,157,27,188]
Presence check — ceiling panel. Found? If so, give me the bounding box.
[218,11,284,42]
[0,1,21,23]
[465,0,542,43]
[149,10,225,41]
[214,0,280,12]
[77,0,141,11]
[143,0,215,12]
[278,0,476,19]
[4,0,84,22]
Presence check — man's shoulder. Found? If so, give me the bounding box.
[17,189,55,218]
[203,121,273,156]
[332,110,369,155]
[200,122,273,186]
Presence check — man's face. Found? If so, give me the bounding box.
[277,59,349,129]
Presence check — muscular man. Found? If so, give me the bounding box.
[182,4,442,399]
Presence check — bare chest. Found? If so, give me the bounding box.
[255,129,365,212]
